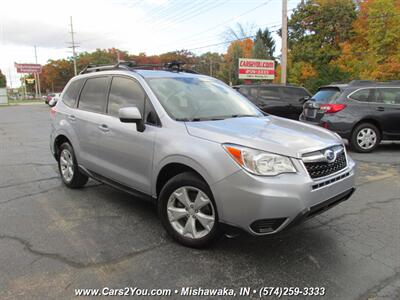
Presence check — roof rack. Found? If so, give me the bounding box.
[79,60,198,75]
[348,80,376,86]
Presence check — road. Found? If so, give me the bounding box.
[0,104,399,300]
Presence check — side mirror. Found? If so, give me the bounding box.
[299,96,310,103]
[119,107,145,132]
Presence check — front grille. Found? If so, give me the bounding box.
[304,151,347,179]
[250,218,286,234]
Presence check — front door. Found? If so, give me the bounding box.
[95,76,157,194]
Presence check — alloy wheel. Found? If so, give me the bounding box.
[60,149,74,182]
[167,186,215,239]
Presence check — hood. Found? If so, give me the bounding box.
[185,116,342,158]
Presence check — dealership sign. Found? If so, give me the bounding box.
[15,63,42,74]
[238,58,275,80]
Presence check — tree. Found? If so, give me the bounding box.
[194,52,224,78]
[335,0,400,80]
[220,38,254,85]
[288,0,357,91]
[0,70,6,88]
[252,38,269,59]
[254,28,275,59]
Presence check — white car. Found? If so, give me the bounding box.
[49,93,60,107]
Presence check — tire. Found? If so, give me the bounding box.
[350,123,381,153]
[58,142,88,188]
[158,172,221,248]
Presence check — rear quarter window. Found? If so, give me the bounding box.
[282,87,310,100]
[62,79,84,107]
[312,88,341,103]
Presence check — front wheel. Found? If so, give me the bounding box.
[158,172,221,248]
[350,123,381,153]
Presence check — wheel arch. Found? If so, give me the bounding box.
[53,134,72,160]
[154,157,214,199]
[351,118,382,137]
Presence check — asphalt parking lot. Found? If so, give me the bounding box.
[0,104,399,300]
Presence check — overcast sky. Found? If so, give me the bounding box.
[0,0,300,88]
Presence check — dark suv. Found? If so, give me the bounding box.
[300,81,400,152]
[233,84,311,120]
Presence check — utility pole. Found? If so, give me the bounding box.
[34,45,41,98]
[209,59,213,77]
[281,0,288,84]
[69,16,78,76]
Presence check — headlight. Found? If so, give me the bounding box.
[223,144,296,176]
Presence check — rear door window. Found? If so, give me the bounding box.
[78,77,109,113]
[312,88,341,103]
[62,79,83,107]
[258,87,281,101]
[372,88,400,104]
[349,89,372,102]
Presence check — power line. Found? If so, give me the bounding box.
[158,0,274,48]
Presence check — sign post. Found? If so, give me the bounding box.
[238,58,275,81]
[15,63,42,99]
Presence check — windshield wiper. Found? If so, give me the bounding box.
[228,114,258,118]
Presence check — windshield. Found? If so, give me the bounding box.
[146,77,262,121]
[312,88,341,103]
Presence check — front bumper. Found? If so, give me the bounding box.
[212,156,356,235]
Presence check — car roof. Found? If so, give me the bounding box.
[134,69,204,78]
[233,84,306,89]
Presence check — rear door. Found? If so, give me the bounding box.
[75,76,110,172]
[257,86,284,116]
[370,88,400,138]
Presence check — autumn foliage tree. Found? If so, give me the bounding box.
[335,0,400,80]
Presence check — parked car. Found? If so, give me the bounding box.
[233,84,312,120]
[50,63,355,248]
[300,81,400,153]
[49,93,60,107]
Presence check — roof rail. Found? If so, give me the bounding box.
[79,60,199,75]
[348,80,376,86]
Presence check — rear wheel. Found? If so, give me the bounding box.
[58,142,88,188]
[350,123,380,153]
[158,172,221,248]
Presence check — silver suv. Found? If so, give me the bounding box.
[50,63,356,247]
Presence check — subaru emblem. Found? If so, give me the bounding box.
[324,149,336,163]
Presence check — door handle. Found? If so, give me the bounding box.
[376,106,385,111]
[68,115,76,121]
[98,124,110,132]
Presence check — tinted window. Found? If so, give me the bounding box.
[78,77,109,113]
[258,87,280,101]
[282,87,310,100]
[372,88,400,104]
[349,89,372,102]
[62,79,83,107]
[108,77,145,117]
[237,87,258,101]
[312,88,341,103]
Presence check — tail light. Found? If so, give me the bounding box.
[50,106,57,118]
[320,104,346,114]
